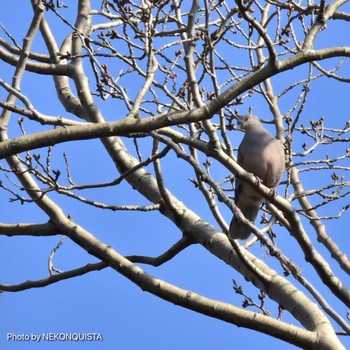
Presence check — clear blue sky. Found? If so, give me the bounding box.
[1,2,350,350]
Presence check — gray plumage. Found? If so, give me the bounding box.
[229,114,285,240]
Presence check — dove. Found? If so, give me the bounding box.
[228,114,285,240]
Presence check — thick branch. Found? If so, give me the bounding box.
[1,45,350,159]
[0,222,58,236]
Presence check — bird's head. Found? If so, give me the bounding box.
[236,114,260,130]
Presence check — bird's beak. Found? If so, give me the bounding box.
[236,115,244,128]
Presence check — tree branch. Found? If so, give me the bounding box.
[0,221,58,236]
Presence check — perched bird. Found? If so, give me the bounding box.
[229,114,285,240]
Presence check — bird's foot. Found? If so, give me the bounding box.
[254,175,263,187]
[269,187,278,197]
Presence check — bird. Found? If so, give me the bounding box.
[228,114,285,240]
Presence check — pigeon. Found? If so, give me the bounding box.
[228,114,285,240]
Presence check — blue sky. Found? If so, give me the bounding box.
[1,1,350,349]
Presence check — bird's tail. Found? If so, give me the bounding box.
[228,204,260,240]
